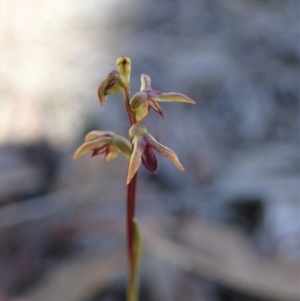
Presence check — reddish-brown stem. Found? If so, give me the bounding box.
[124,85,138,300]
[127,172,137,262]
[124,90,136,126]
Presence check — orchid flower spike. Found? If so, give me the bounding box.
[98,70,126,106]
[127,123,184,184]
[129,74,196,121]
[73,130,132,162]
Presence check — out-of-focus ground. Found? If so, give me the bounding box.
[0,0,299,300]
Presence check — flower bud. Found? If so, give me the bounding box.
[116,56,131,85]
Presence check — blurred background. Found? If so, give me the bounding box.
[0,0,299,300]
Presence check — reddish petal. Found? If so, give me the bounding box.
[91,149,99,158]
[149,99,164,119]
[91,146,107,158]
[141,144,157,173]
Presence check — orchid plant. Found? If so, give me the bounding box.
[73,57,195,301]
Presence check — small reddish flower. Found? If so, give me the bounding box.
[73,130,132,162]
[127,123,184,184]
[129,74,196,121]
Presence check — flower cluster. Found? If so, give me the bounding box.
[73,57,195,184]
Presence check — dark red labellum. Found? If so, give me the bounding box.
[142,144,157,173]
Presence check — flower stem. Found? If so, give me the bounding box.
[127,172,137,263]
[124,90,136,125]
[128,218,142,301]
[124,84,140,301]
[127,192,139,301]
